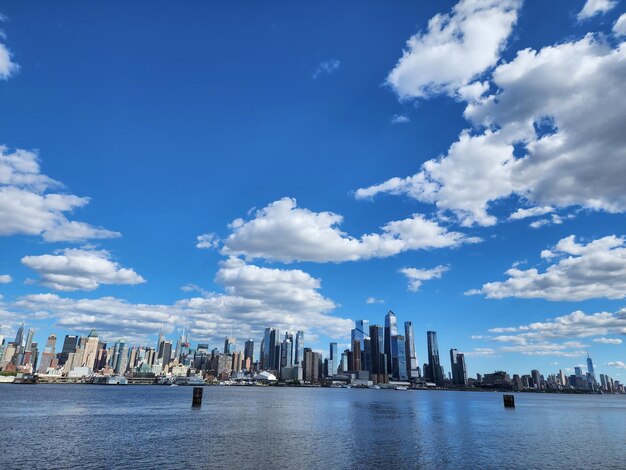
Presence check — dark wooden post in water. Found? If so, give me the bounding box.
[192,387,203,407]
[503,394,515,408]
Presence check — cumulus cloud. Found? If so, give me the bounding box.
[312,59,340,79]
[607,360,626,369]
[577,0,617,21]
[614,13,626,36]
[9,258,352,344]
[366,297,385,304]
[469,235,626,301]
[196,232,219,249]
[386,0,520,98]
[219,198,477,263]
[0,147,120,242]
[391,114,410,124]
[358,35,626,227]
[508,206,554,220]
[478,308,626,358]
[399,265,448,292]
[21,248,146,291]
[0,26,19,80]
[593,337,623,345]
[0,274,12,283]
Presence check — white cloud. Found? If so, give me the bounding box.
[593,337,623,345]
[463,347,496,357]
[577,0,617,21]
[21,248,145,291]
[196,233,219,249]
[391,114,410,124]
[9,258,353,344]
[0,274,12,283]
[366,297,385,304]
[614,13,626,36]
[470,235,626,301]
[508,206,554,220]
[607,361,626,369]
[386,0,520,98]
[0,33,19,80]
[219,198,477,263]
[399,265,448,292]
[0,147,120,242]
[312,59,340,79]
[358,35,626,227]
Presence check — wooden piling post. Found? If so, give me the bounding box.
[192,387,203,407]
[503,394,515,408]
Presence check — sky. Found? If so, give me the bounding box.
[1,0,625,378]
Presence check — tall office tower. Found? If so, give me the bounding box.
[294,331,304,365]
[284,332,294,362]
[58,335,78,366]
[369,325,387,381]
[38,334,57,373]
[531,369,542,389]
[223,337,236,355]
[303,348,321,383]
[384,311,398,375]
[29,343,39,370]
[404,321,419,380]
[82,329,99,370]
[280,338,293,372]
[328,342,338,376]
[231,351,242,372]
[362,338,372,373]
[351,339,361,371]
[427,331,444,386]
[157,326,165,359]
[128,347,138,370]
[391,335,408,380]
[574,366,583,378]
[450,349,467,385]
[174,336,182,360]
[14,322,25,350]
[161,341,172,367]
[244,339,254,365]
[262,327,279,371]
[586,354,595,382]
[24,329,35,352]
[95,342,107,370]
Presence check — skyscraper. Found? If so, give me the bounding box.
[58,335,78,366]
[38,334,57,373]
[587,354,595,382]
[369,324,387,382]
[427,331,444,386]
[404,321,419,380]
[244,339,254,364]
[262,327,279,371]
[24,329,35,352]
[223,337,236,355]
[294,331,304,365]
[328,342,338,376]
[384,311,398,375]
[82,329,99,370]
[391,335,408,380]
[449,348,466,386]
[14,322,25,350]
[280,338,293,372]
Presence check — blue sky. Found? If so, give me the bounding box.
[1,0,625,377]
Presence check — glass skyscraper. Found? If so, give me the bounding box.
[384,311,398,376]
[294,331,304,365]
[404,321,419,380]
[427,331,444,386]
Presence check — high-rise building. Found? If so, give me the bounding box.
[404,321,419,380]
[261,327,279,371]
[58,335,78,366]
[294,331,304,365]
[531,369,542,389]
[244,339,254,365]
[223,337,236,355]
[303,348,321,383]
[14,322,25,350]
[328,342,338,377]
[369,324,387,382]
[157,326,165,359]
[450,349,467,386]
[24,329,35,352]
[587,354,595,382]
[38,334,57,373]
[161,341,172,366]
[391,335,408,380]
[351,339,361,371]
[280,338,293,372]
[427,331,444,386]
[384,311,398,375]
[82,329,99,370]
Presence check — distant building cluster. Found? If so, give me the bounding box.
[0,315,623,394]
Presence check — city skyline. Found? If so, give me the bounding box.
[0,0,625,380]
